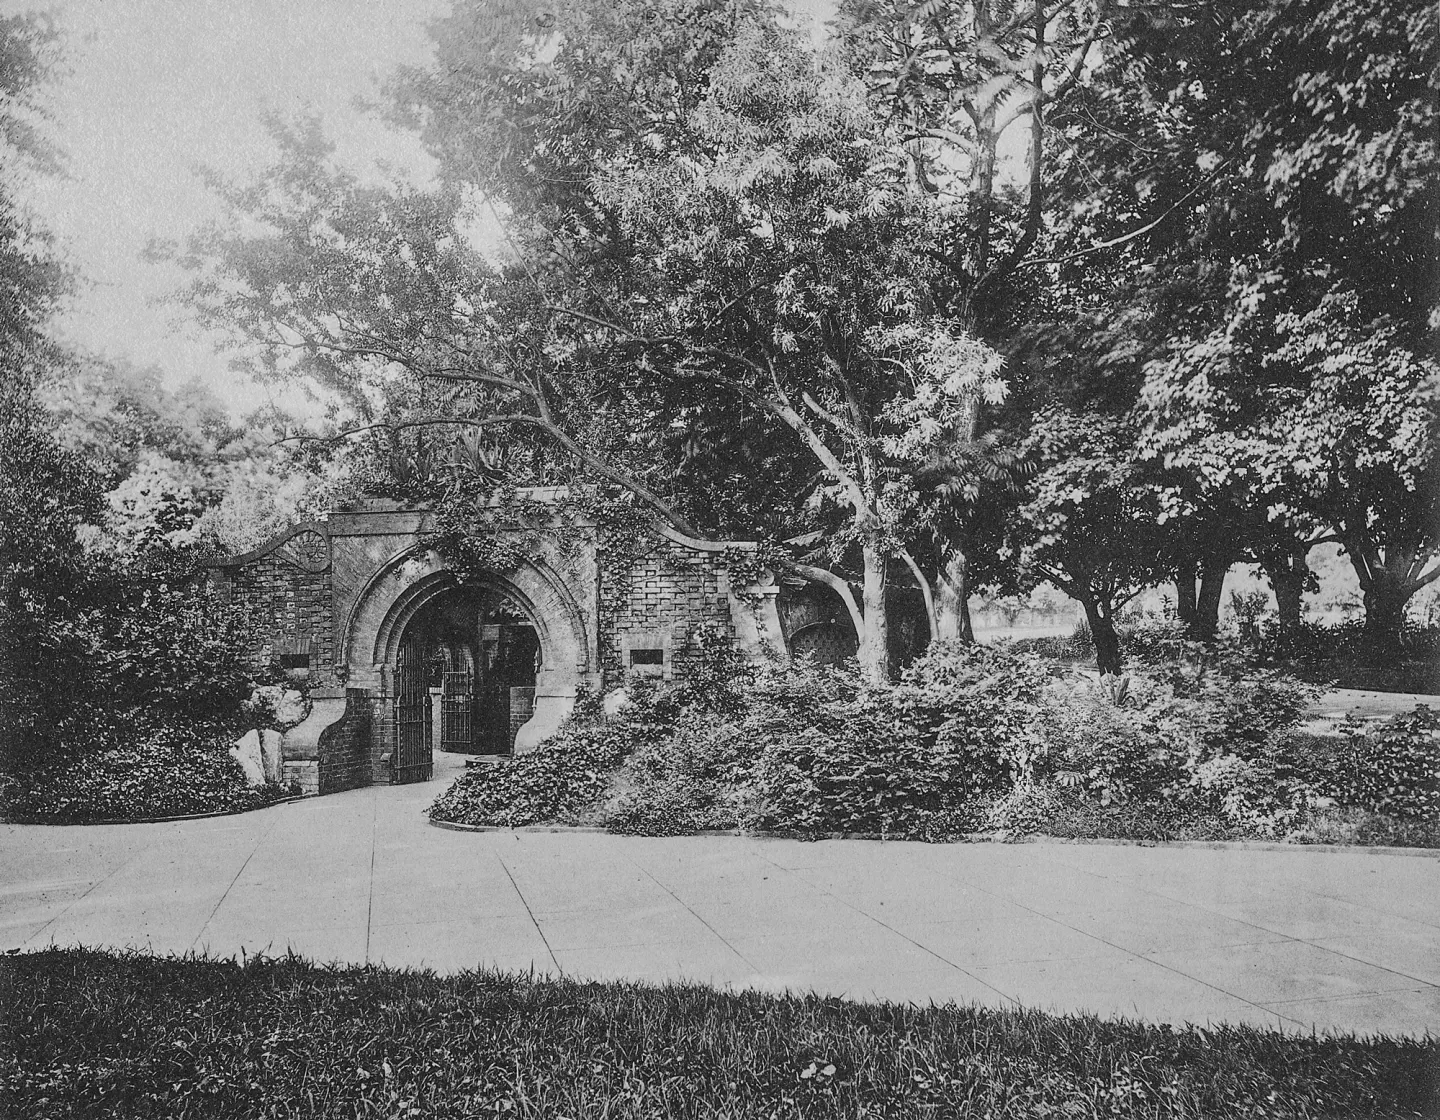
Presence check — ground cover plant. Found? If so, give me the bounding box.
[2,947,1434,1119]
[0,557,298,824]
[429,633,1440,847]
[0,725,290,824]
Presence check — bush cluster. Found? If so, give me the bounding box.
[0,544,287,823]
[427,676,687,828]
[750,644,1051,838]
[428,632,1438,847]
[1255,617,1440,667]
[1326,706,1440,820]
[0,725,287,824]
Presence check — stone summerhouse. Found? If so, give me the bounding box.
[206,491,836,796]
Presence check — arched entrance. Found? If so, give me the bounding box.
[393,585,540,758]
[346,545,596,777]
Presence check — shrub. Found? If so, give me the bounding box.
[1028,657,1322,839]
[1039,673,1181,807]
[428,688,684,828]
[91,568,256,734]
[429,721,636,828]
[603,715,763,835]
[755,703,963,837]
[1119,618,1197,666]
[1295,804,1440,849]
[0,726,284,823]
[750,644,1051,838]
[1326,706,1440,820]
[1255,617,1440,668]
[985,780,1241,842]
[599,644,1052,840]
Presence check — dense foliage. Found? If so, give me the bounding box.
[430,636,1437,847]
[0,15,287,820]
[157,0,1439,673]
[4,948,1434,1120]
[0,725,287,824]
[0,544,259,771]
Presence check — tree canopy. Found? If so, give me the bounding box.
[165,0,1440,674]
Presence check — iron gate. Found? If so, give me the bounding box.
[392,642,434,783]
[440,671,474,753]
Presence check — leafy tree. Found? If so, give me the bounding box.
[40,355,338,555]
[1117,0,1439,649]
[0,405,109,768]
[999,0,1438,650]
[0,12,65,382]
[0,17,267,769]
[1010,409,1169,674]
[175,5,1012,682]
[0,14,95,768]
[834,0,1108,337]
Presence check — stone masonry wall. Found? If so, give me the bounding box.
[214,553,335,683]
[597,531,734,687]
[317,688,373,795]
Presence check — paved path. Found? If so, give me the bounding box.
[1314,688,1436,722]
[3,753,1437,1038]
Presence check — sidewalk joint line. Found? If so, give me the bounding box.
[27,852,138,949]
[926,862,1304,1028]
[1044,857,1440,994]
[364,794,378,965]
[754,853,1017,1005]
[631,862,760,973]
[190,818,278,954]
[497,855,561,974]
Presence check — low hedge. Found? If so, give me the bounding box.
[0,725,288,824]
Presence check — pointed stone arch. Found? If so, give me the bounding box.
[344,545,597,751]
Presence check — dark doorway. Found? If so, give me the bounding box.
[398,586,539,757]
[473,602,540,754]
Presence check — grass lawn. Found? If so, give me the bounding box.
[1,948,1435,1118]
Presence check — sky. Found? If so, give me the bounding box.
[6,0,447,416]
[7,0,837,419]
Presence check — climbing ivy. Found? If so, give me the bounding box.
[722,540,793,608]
[424,477,661,585]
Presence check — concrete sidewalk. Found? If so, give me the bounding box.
[3,755,1437,1038]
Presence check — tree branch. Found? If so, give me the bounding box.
[778,558,866,643]
[279,413,703,538]
[1015,165,1229,271]
[897,548,938,640]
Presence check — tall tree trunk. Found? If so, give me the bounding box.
[1344,543,1430,661]
[1193,558,1229,641]
[934,549,973,642]
[858,543,891,682]
[1262,550,1310,638]
[1173,567,1197,628]
[1360,569,1411,661]
[1080,596,1123,676]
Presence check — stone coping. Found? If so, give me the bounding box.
[426,817,1440,856]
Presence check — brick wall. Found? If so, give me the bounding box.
[316,688,373,795]
[368,692,395,784]
[509,687,536,748]
[597,531,735,686]
[215,554,335,681]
